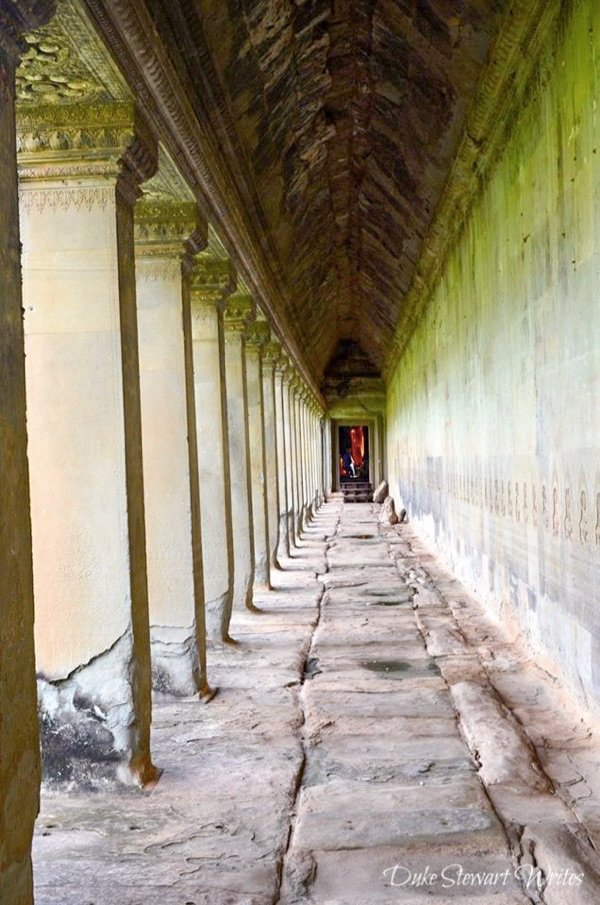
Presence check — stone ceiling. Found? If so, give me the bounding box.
[137,1,507,383]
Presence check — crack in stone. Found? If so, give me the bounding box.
[272,506,341,905]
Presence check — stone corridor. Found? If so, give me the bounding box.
[33,500,600,905]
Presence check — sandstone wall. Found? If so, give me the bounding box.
[386,1,600,712]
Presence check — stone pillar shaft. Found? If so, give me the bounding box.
[135,199,209,697]
[262,344,281,572]
[282,371,296,554]
[189,258,236,642]
[274,364,290,561]
[223,294,256,611]
[19,108,158,786]
[291,387,304,539]
[245,322,271,587]
[300,398,311,521]
[0,5,54,898]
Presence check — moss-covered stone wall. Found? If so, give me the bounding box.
[386,0,600,711]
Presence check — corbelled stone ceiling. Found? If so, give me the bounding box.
[144,1,506,383]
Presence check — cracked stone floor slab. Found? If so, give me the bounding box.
[33,500,600,904]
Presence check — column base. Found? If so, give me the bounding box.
[205,589,234,643]
[234,569,257,612]
[150,627,201,697]
[253,554,271,590]
[37,632,154,789]
[199,684,219,703]
[0,858,34,905]
[277,513,291,560]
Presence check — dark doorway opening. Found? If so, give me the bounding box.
[339,425,369,484]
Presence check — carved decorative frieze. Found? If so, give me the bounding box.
[18,183,112,214]
[136,258,182,283]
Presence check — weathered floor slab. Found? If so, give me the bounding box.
[33,501,600,904]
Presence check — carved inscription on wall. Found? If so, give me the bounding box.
[402,456,599,549]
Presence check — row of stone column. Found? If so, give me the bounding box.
[0,10,325,902]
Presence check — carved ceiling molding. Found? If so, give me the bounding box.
[383,0,561,380]
[0,1,56,64]
[16,0,129,107]
[142,144,195,204]
[81,0,324,404]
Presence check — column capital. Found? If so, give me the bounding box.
[135,199,205,259]
[0,1,56,64]
[223,292,256,333]
[17,101,158,200]
[289,374,304,395]
[280,359,295,385]
[244,319,271,351]
[189,255,236,310]
[262,340,282,371]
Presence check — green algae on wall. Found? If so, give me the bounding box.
[386,0,600,712]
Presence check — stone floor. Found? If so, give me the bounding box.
[33,499,600,904]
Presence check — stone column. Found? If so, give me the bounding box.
[189,256,236,642]
[134,196,211,698]
[273,352,291,561]
[245,320,272,588]
[223,293,257,611]
[282,363,298,553]
[314,407,324,507]
[309,403,319,509]
[290,379,304,541]
[262,340,283,572]
[0,4,54,901]
[300,391,312,522]
[323,414,333,497]
[19,102,159,786]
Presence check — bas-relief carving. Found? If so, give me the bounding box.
[136,259,181,283]
[19,183,113,213]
